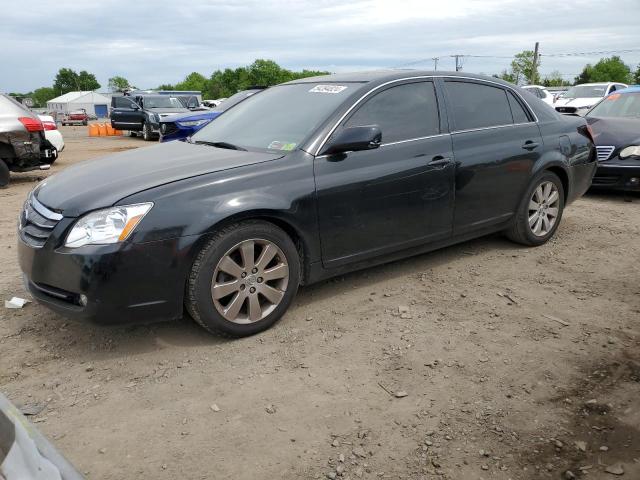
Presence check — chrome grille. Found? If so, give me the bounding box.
[596,146,615,162]
[19,195,62,248]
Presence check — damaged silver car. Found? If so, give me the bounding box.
[0,94,56,187]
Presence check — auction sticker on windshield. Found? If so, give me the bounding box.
[268,141,297,151]
[309,85,348,94]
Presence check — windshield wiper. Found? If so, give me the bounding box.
[192,140,247,151]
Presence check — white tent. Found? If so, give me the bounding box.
[46,91,111,118]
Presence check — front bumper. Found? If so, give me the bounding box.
[18,230,201,325]
[591,157,640,191]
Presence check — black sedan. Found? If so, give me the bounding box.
[18,71,596,337]
[585,86,640,191]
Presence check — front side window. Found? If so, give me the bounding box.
[143,96,183,109]
[344,82,440,143]
[445,81,513,131]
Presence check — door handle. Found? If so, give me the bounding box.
[428,156,452,167]
[522,141,539,150]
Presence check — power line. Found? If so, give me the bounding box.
[541,48,640,57]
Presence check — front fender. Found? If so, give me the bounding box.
[121,151,322,264]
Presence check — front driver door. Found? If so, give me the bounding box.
[314,80,455,268]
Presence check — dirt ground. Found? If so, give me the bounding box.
[1,125,639,480]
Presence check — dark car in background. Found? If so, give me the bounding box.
[18,71,596,337]
[110,95,193,140]
[0,93,57,187]
[586,86,640,191]
[160,88,265,142]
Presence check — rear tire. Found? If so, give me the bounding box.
[186,220,300,337]
[0,161,9,188]
[506,171,564,246]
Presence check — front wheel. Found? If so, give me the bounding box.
[142,121,153,141]
[505,171,565,246]
[186,220,300,337]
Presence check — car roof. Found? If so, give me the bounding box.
[522,85,546,89]
[574,82,622,86]
[613,86,640,94]
[281,70,517,88]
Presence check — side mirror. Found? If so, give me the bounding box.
[321,125,382,156]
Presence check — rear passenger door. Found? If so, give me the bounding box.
[442,79,543,234]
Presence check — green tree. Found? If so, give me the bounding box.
[53,68,80,94]
[511,50,538,84]
[77,70,100,90]
[156,83,175,90]
[496,69,517,84]
[575,56,631,84]
[633,65,640,84]
[31,87,56,107]
[108,76,131,92]
[174,72,209,92]
[542,71,571,87]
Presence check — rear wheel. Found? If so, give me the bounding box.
[0,161,9,188]
[186,220,300,337]
[506,171,564,246]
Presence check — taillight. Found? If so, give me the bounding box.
[42,121,57,131]
[18,117,44,132]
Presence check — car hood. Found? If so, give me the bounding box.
[555,97,601,108]
[161,110,223,123]
[35,141,284,216]
[586,116,640,147]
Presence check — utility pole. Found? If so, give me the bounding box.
[452,55,463,71]
[532,42,540,84]
[432,57,439,71]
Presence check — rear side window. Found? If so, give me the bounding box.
[445,81,513,131]
[345,82,440,143]
[507,92,531,123]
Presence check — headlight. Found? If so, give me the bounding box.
[64,203,153,248]
[149,113,159,122]
[620,145,640,159]
[177,119,208,127]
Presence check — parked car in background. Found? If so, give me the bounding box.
[585,86,640,191]
[547,87,569,103]
[110,95,191,140]
[555,82,628,115]
[160,88,265,142]
[61,109,88,126]
[17,71,596,337]
[202,99,224,108]
[522,85,554,106]
[0,93,56,187]
[38,114,65,153]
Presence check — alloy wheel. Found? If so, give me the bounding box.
[528,181,560,237]
[211,239,289,324]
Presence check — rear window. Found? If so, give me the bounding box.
[445,81,514,131]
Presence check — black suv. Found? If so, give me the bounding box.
[110,94,198,141]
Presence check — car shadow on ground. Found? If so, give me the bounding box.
[14,231,516,364]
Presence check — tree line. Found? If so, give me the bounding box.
[8,56,640,108]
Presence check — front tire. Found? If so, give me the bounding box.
[142,121,153,141]
[506,171,565,246]
[186,220,300,337]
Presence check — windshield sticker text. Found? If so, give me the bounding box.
[309,85,348,94]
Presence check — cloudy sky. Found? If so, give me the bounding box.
[3,0,640,93]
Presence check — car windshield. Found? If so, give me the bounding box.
[144,96,183,108]
[587,92,640,118]
[563,85,607,99]
[192,83,356,152]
